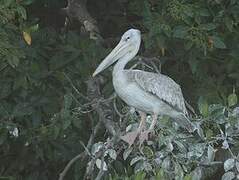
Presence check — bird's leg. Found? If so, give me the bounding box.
[138,111,147,132]
[120,111,146,146]
[149,114,158,131]
[139,114,158,145]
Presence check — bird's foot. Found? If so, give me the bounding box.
[120,131,138,146]
[139,130,154,146]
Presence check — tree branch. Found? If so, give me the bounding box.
[58,119,102,180]
[63,0,101,40]
[58,77,121,180]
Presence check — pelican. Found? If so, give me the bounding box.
[93,29,195,146]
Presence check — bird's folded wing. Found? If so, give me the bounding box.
[126,70,188,115]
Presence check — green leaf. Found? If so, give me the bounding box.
[142,1,152,27]
[173,26,188,39]
[188,58,198,74]
[224,158,235,172]
[91,142,103,155]
[64,94,73,109]
[207,145,215,162]
[3,0,14,7]
[0,130,8,145]
[28,24,39,32]
[185,41,194,50]
[142,146,154,158]
[72,117,82,128]
[200,23,217,31]
[130,156,145,166]
[175,163,184,180]
[156,169,166,180]
[95,159,107,171]
[62,115,72,130]
[108,149,117,160]
[198,9,210,16]
[228,93,237,107]
[13,76,27,90]
[16,6,27,20]
[21,0,35,5]
[53,126,61,139]
[222,171,235,180]
[212,36,226,49]
[134,171,146,180]
[205,129,213,139]
[225,17,233,32]
[184,174,192,180]
[0,84,12,99]
[198,97,209,117]
[7,56,19,68]
[162,157,171,170]
[236,161,239,172]
[192,167,202,180]
[123,147,133,160]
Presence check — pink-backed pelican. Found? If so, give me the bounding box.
[93,29,195,146]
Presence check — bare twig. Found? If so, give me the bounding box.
[86,77,121,137]
[63,73,89,101]
[59,152,86,180]
[113,98,125,118]
[59,77,122,180]
[131,56,161,74]
[58,120,102,180]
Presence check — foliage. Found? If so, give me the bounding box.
[0,0,239,180]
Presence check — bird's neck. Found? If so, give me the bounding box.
[113,53,134,75]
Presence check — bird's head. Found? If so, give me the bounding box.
[93,29,141,77]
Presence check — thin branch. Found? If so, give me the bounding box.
[58,120,102,180]
[59,77,120,180]
[131,56,161,73]
[59,152,86,180]
[63,73,89,101]
[0,63,8,73]
[113,98,125,118]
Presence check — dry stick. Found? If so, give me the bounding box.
[113,98,125,118]
[58,152,86,180]
[83,78,122,179]
[58,120,102,180]
[63,73,89,101]
[131,56,161,73]
[59,77,120,180]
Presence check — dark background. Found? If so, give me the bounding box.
[0,0,239,179]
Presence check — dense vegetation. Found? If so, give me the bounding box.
[0,0,239,179]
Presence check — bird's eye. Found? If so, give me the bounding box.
[125,36,130,41]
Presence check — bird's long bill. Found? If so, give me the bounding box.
[92,40,129,77]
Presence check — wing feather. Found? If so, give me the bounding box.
[126,70,188,115]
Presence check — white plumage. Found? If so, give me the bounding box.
[93,29,195,146]
[128,70,187,115]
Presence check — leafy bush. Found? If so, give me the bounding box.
[0,0,239,179]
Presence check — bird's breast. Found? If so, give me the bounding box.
[112,72,163,114]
